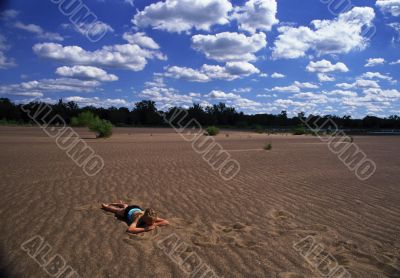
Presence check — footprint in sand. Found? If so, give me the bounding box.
[266,209,337,240]
[190,233,220,247]
[376,251,398,266]
[292,223,335,239]
[213,222,252,233]
[331,241,400,277]
[156,217,264,249]
[265,209,299,237]
[168,217,194,228]
[123,228,161,244]
[191,222,262,248]
[264,208,400,277]
[332,240,358,253]
[270,209,294,220]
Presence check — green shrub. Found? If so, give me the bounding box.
[71,111,113,138]
[89,118,113,138]
[264,142,272,150]
[293,127,307,135]
[70,111,97,127]
[205,126,219,136]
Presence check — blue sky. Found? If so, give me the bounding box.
[0,0,399,117]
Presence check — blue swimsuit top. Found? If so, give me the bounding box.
[127,208,142,224]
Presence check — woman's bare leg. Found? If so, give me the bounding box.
[102,203,125,217]
[107,201,127,208]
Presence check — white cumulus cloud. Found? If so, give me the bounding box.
[64,96,132,107]
[231,0,279,33]
[33,41,166,71]
[132,0,232,33]
[15,21,63,41]
[272,7,375,59]
[123,32,160,49]
[267,81,318,93]
[164,61,260,82]
[318,73,335,82]
[270,85,301,93]
[164,66,210,82]
[306,60,349,73]
[191,32,267,62]
[0,78,101,95]
[365,58,385,67]
[293,81,319,89]
[360,72,392,81]
[336,79,381,89]
[55,66,118,82]
[271,72,285,78]
[376,0,400,16]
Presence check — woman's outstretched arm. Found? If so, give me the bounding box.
[126,222,155,234]
[155,217,169,226]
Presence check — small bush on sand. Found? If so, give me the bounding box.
[264,142,272,150]
[71,111,113,138]
[89,118,113,138]
[70,111,96,127]
[293,127,307,135]
[205,126,219,136]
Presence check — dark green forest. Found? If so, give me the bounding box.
[1,98,400,130]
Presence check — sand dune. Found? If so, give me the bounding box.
[0,127,399,277]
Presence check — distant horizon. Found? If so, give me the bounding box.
[2,98,400,130]
[3,95,400,118]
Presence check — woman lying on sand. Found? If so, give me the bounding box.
[102,201,169,234]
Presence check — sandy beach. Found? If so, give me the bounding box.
[0,126,399,278]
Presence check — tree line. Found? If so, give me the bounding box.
[1,98,400,130]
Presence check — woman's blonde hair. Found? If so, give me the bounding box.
[142,208,157,223]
